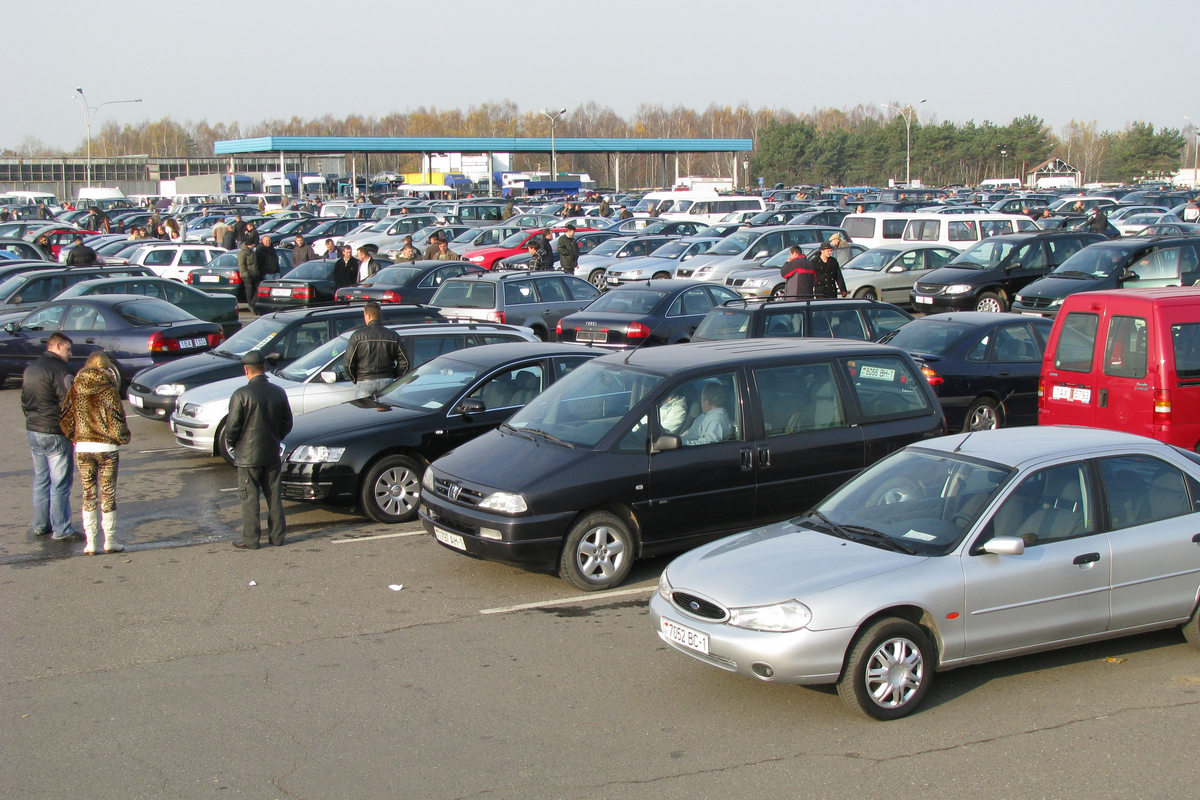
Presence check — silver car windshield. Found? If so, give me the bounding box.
[809,449,1013,555]
[280,334,350,382]
[844,250,900,272]
[505,361,665,448]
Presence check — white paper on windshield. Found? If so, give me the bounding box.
[902,530,936,542]
[422,401,442,409]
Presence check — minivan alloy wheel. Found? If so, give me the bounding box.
[560,511,634,591]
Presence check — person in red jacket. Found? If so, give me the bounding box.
[780,246,815,299]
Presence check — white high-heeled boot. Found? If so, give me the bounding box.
[82,508,98,555]
[101,510,123,553]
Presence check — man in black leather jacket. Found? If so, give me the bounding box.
[225,351,294,549]
[343,302,407,398]
[22,332,78,540]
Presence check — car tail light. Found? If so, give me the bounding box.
[555,321,563,335]
[229,272,242,284]
[291,287,313,299]
[381,290,401,303]
[920,365,943,386]
[1154,389,1172,425]
[626,321,651,339]
[257,286,271,297]
[185,272,194,284]
[1037,378,1045,409]
[148,331,180,352]
[207,331,224,348]
[485,311,505,324]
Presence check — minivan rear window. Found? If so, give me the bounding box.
[1103,316,1148,378]
[431,280,496,309]
[843,217,875,239]
[882,220,906,239]
[1053,312,1099,373]
[1171,323,1200,380]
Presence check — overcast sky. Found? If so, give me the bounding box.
[8,0,1197,152]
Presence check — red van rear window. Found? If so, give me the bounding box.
[1171,323,1200,380]
[1054,312,1099,373]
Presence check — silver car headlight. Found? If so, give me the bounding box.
[179,403,202,418]
[421,468,435,491]
[693,266,712,277]
[624,269,644,278]
[154,383,187,396]
[727,601,812,632]
[476,491,527,514]
[944,284,973,295]
[743,277,771,287]
[288,445,345,463]
[657,570,673,600]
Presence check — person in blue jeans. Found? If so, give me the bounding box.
[21,332,77,540]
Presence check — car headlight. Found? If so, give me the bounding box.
[421,468,435,491]
[693,267,711,276]
[288,445,346,463]
[944,284,973,295]
[476,491,527,514]
[179,403,202,418]
[625,269,643,278]
[154,384,187,396]
[657,570,673,600]
[727,601,812,632]
[1013,294,1024,303]
[1049,297,1063,307]
[744,277,771,287]
[468,255,485,262]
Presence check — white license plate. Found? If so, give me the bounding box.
[179,337,204,348]
[433,526,466,550]
[661,617,709,655]
[271,288,292,297]
[198,275,220,283]
[128,394,143,408]
[914,295,933,304]
[1020,311,1044,317]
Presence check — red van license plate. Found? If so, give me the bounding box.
[1051,385,1092,403]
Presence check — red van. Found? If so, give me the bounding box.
[1039,287,1200,449]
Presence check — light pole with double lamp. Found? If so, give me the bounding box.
[1185,117,1199,190]
[72,88,142,188]
[880,99,926,187]
[540,108,567,180]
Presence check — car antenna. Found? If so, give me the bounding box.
[623,322,661,364]
[953,432,972,453]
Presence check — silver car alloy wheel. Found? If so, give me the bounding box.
[374,466,420,516]
[968,404,999,430]
[575,525,627,582]
[865,636,925,709]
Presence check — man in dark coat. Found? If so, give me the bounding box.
[422,233,443,260]
[225,351,293,549]
[812,241,848,298]
[237,240,260,314]
[292,234,318,266]
[231,215,247,246]
[334,244,359,289]
[780,246,816,299]
[255,235,280,282]
[557,223,580,274]
[1085,207,1109,234]
[65,236,98,266]
[22,332,77,540]
[343,301,408,398]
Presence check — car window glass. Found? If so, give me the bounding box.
[1099,455,1196,530]
[845,355,932,420]
[980,220,1013,238]
[14,277,59,304]
[411,335,469,368]
[1053,312,1099,372]
[987,462,1095,546]
[1014,243,1047,269]
[659,372,742,444]
[504,281,536,306]
[332,316,361,336]
[705,286,740,306]
[695,308,751,340]
[673,287,715,317]
[615,414,650,453]
[533,277,570,303]
[1102,316,1148,378]
[179,249,207,266]
[62,304,106,332]
[865,308,910,338]
[1130,247,1181,281]
[564,277,600,302]
[163,284,186,304]
[144,250,175,266]
[991,324,1042,363]
[468,363,545,410]
[898,251,922,269]
[948,220,978,242]
[814,308,868,340]
[554,356,593,380]
[755,362,846,436]
[272,320,328,360]
[20,304,66,331]
[1047,238,1083,263]
[882,220,906,239]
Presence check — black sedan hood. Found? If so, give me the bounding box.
[131,350,244,388]
[283,398,431,446]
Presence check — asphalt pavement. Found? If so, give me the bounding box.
[2,357,1200,799]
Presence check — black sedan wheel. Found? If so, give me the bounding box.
[837,618,935,720]
[559,511,633,591]
[360,455,423,523]
[964,397,1002,431]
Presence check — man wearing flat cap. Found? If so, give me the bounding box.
[224,350,293,549]
[812,240,848,299]
[557,223,579,275]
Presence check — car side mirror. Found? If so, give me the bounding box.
[887,264,905,273]
[753,250,769,259]
[651,434,680,454]
[3,322,13,333]
[10,296,20,305]
[1121,270,1139,282]
[264,352,282,362]
[455,397,485,415]
[319,371,338,384]
[981,536,1025,556]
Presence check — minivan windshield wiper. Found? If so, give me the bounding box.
[1051,270,1095,279]
[521,427,576,449]
[500,422,535,442]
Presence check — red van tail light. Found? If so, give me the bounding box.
[625,321,651,339]
[380,290,401,303]
[920,365,943,386]
[1037,378,1045,409]
[1154,390,1172,425]
[185,272,195,284]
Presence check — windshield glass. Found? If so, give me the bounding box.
[844,249,899,271]
[215,316,288,356]
[1052,246,1133,278]
[648,241,688,259]
[368,219,392,233]
[588,238,626,257]
[585,289,667,315]
[280,333,349,382]
[953,239,1016,268]
[709,231,756,256]
[375,357,482,410]
[506,361,665,448]
[882,319,974,357]
[366,267,422,286]
[811,449,1012,556]
[0,274,28,298]
[498,231,529,248]
[115,298,194,325]
[286,261,331,280]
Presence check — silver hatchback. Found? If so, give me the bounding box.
[651,426,1200,719]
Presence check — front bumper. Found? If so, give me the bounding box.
[127,383,178,419]
[169,412,219,454]
[418,491,573,572]
[909,292,976,312]
[648,591,854,685]
[280,460,358,504]
[1009,299,1060,318]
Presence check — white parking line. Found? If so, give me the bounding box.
[331,531,427,544]
[479,585,655,615]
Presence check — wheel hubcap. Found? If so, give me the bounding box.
[865,637,924,708]
[969,405,998,430]
[374,467,419,515]
[977,297,1002,313]
[576,526,626,582]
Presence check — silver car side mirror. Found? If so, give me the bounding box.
[319,371,338,384]
[981,536,1025,556]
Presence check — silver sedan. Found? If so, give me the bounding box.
[650,426,1200,719]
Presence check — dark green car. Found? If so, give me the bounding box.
[54,276,241,336]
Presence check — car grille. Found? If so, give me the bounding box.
[675,268,694,278]
[671,591,727,621]
[1019,296,1055,309]
[726,277,744,286]
[433,476,486,506]
[914,282,945,295]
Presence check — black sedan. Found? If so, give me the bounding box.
[255,260,340,312]
[186,250,294,304]
[878,311,1053,432]
[280,342,602,523]
[0,295,223,388]
[556,280,741,349]
[334,261,485,304]
[54,276,241,336]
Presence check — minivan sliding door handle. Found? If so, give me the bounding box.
[739,448,753,471]
[757,446,771,469]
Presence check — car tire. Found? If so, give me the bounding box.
[588,269,607,290]
[975,292,1006,313]
[770,284,786,300]
[214,419,236,465]
[530,325,548,342]
[964,397,1002,431]
[652,271,672,280]
[1183,603,1200,649]
[837,617,935,720]
[559,511,634,591]
[360,454,423,524]
[855,287,878,301]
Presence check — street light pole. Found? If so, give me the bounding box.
[540,108,567,181]
[72,88,142,189]
[1185,117,1199,189]
[880,99,926,187]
